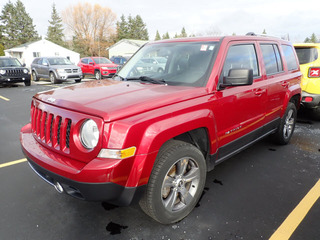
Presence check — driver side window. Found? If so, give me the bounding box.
[222,44,259,78]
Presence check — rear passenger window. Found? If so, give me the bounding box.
[81,58,88,64]
[282,45,298,70]
[222,44,259,77]
[260,44,283,75]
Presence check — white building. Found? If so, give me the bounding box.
[4,39,80,68]
[108,39,148,58]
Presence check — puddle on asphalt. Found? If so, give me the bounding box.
[196,187,209,208]
[106,221,128,235]
[213,179,223,185]
[101,202,119,211]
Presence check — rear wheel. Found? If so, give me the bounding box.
[312,107,320,120]
[139,140,206,224]
[273,102,297,145]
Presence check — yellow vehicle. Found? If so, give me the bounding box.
[294,43,320,119]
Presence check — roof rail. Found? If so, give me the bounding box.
[245,32,281,39]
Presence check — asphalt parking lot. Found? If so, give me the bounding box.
[0,80,319,240]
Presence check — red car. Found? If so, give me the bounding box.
[21,34,301,224]
[78,57,118,79]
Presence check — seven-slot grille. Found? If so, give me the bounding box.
[65,69,79,73]
[31,104,72,152]
[6,69,24,75]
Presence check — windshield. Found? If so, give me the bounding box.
[295,47,318,65]
[94,57,112,64]
[0,58,22,67]
[48,58,73,65]
[116,41,218,86]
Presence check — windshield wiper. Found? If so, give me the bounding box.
[126,76,166,85]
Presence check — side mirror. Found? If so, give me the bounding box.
[22,63,26,67]
[220,68,253,88]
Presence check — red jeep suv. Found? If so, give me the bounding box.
[78,57,118,80]
[21,35,301,224]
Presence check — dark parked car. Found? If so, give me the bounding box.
[31,57,83,84]
[0,57,31,86]
[110,56,129,66]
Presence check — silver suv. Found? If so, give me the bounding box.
[31,57,83,84]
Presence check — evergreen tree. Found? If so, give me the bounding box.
[0,0,39,49]
[310,33,318,43]
[262,29,267,34]
[180,27,187,38]
[162,32,170,39]
[46,4,65,46]
[0,43,4,56]
[304,37,311,43]
[116,15,149,41]
[117,14,129,40]
[155,30,161,41]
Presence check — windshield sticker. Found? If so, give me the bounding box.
[200,45,208,51]
[208,45,215,51]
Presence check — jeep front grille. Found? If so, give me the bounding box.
[31,105,72,153]
[6,69,24,75]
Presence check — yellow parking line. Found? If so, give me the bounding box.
[0,158,27,168]
[0,95,10,101]
[269,179,320,240]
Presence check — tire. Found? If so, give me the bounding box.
[32,71,38,81]
[95,70,101,80]
[312,107,320,121]
[139,140,206,224]
[75,79,81,83]
[24,79,31,86]
[49,72,58,84]
[273,102,297,145]
[158,68,164,73]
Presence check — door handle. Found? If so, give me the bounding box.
[254,89,265,96]
[281,81,289,87]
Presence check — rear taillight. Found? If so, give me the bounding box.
[304,97,313,102]
[308,67,320,77]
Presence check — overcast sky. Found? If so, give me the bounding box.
[1,0,319,42]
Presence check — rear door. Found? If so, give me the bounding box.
[214,41,267,162]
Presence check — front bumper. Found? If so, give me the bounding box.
[20,124,147,205]
[301,91,320,109]
[56,72,83,81]
[101,69,117,78]
[26,160,144,205]
[0,74,31,84]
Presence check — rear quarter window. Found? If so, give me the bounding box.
[282,45,298,70]
[294,47,318,65]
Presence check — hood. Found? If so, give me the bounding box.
[51,65,80,69]
[97,63,118,68]
[35,80,208,122]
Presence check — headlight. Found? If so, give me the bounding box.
[57,69,65,74]
[23,69,28,74]
[80,119,99,149]
[0,69,6,75]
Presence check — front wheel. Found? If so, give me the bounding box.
[49,72,58,84]
[32,71,38,81]
[139,140,206,224]
[273,102,297,145]
[95,70,101,80]
[24,79,31,86]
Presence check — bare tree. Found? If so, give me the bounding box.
[62,2,116,56]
